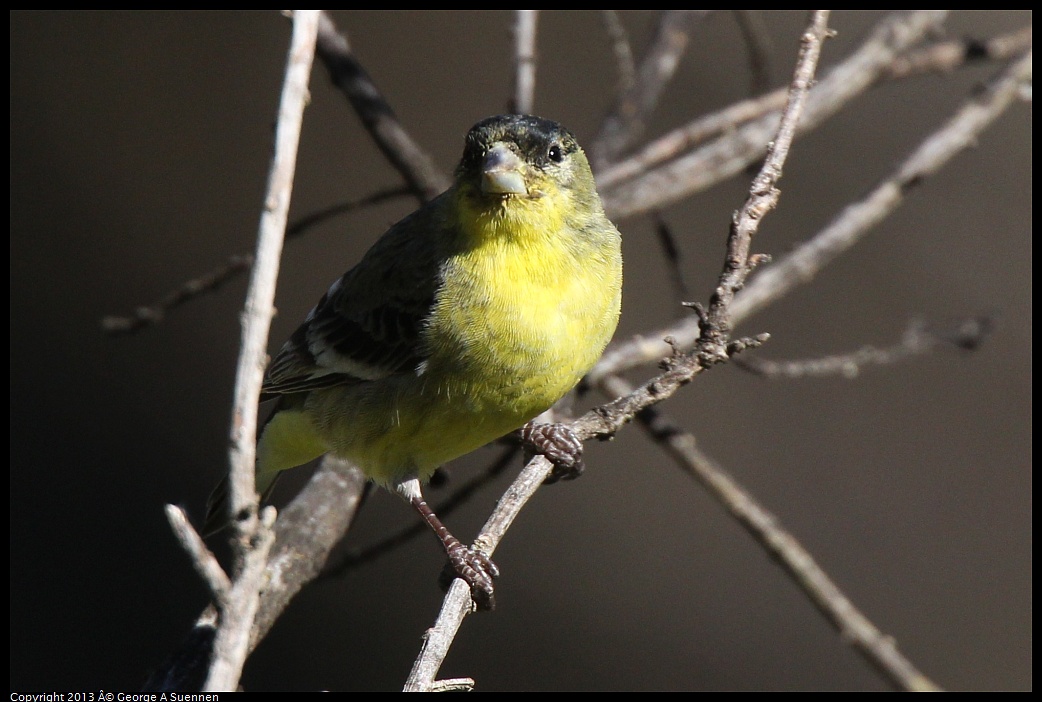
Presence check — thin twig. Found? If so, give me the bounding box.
[315,11,449,202]
[593,10,711,167]
[102,187,407,337]
[201,11,320,693]
[165,505,231,606]
[652,214,690,304]
[590,45,1032,381]
[733,317,994,379]
[509,10,538,115]
[404,12,831,690]
[698,9,832,360]
[102,256,253,336]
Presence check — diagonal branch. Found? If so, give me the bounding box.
[697,9,832,360]
[315,11,449,202]
[599,373,943,691]
[102,186,409,336]
[404,11,832,691]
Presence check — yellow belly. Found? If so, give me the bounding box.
[300,229,621,487]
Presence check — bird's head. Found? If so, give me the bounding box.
[453,115,602,237]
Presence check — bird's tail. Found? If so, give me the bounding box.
[201,396,325,536]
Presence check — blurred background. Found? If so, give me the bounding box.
[10,11,1031,691]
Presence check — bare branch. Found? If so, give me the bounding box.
[223,10,317,552]
[101,256,253,336]
[201,11,320,692]
[315,11,450,202]
[509,10,538,115]
[590,45,1032,381]
[697,9,832,364]
[733,317,994,379]
[248,456,368,649]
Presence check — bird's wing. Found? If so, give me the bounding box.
[261,206,446,399]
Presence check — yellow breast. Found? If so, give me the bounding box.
[425,191,621,419]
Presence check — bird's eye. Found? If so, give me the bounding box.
[548,143,563,163]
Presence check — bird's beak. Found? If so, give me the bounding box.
[481,143,528,196]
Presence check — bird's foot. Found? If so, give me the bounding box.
[439,542,500,611]
[409,490,499,611]
[520,421,585,484]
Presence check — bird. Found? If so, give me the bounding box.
[205,114,623,609]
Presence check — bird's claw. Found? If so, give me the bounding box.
[520,422,585,483]
[440,543,499,611]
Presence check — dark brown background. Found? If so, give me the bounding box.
[10,11,1031,691]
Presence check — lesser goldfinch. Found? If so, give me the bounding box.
[206,114,623,608]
